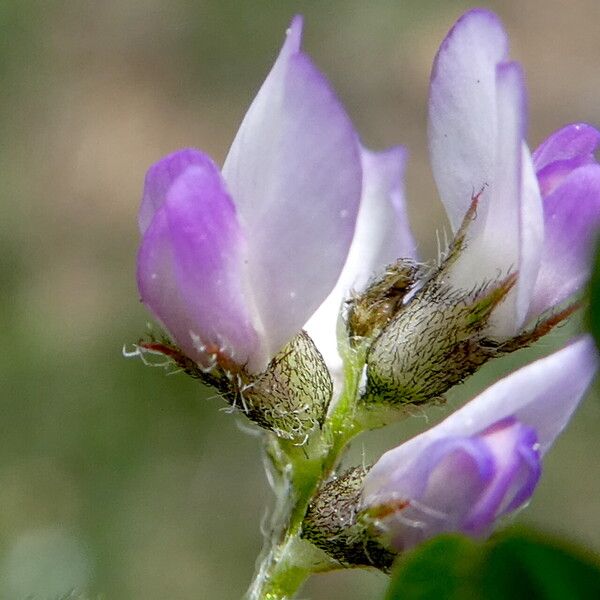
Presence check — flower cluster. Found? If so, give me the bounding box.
[132,7,600,590]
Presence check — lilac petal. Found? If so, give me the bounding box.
[530,164,600,316]
[305,145,416,381]
[515,144,544,324]
[385,436,494,509]
[500,431,541,514]
[464,418,541,534]
[428,8,509,232]
[364,336,597,501]
[449,336,597,455]
[138,149,210,234]
[385,438,495,550]
[534,123,600,196]
[445,62,543,337]
[222,16,362,361]
[367,417,542,550]
[472,64,528,335]
[137,160,263,369]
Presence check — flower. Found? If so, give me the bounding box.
[137,16,366,375]
[135,17,418,438]
[429,8,600,338]
[305,146,417,387]
[529,123,600,317]
[361,336,597,551]
[363,8,600,406]
[137,16,417,384]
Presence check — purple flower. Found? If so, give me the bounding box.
[136,16,417,377]
[137,17,369,374]
[361,336,597,551]
[429,9,600,338]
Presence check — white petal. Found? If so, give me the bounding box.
[305,146,416,380]
[445,63,532,338]
[516,144,544,324]
[222,16,362,363]
[428,9,509,232]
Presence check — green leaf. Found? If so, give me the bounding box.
[484,531,600,600]
[588,238,600,350]
[385,529,600,600]
[385,535,484,599]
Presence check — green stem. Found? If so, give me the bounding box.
[246,342,370,599]
[245,535,333,600]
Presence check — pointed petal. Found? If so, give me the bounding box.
[222,16,362,360]
[355,146,417,273]
[364,336,597,498]
[305,146,415,379]
[515,144,544,324]
[137,159,262,368]
[446,63,542,337]
[534,123,600,196]
[428,8,509,232]
[138,149,209,234]
[530,164,600,316]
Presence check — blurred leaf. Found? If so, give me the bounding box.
[385,529,600,600]
[385,535,483,599]
[588,239,600,351]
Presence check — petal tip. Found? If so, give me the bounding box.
[285,15,304,53]
[453,8,506,38]
[139,148,215,234]
[432,8,507,81]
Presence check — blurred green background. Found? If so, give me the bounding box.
[1,1,599,598]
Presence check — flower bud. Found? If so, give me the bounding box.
[301,467,395,571]
[362,338,596,551]
[360,182,580,409]
[362,416,540,552]
[346,259,421,344]
[363,269,516,406]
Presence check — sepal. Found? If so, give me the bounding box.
[135,330,332,442]
[361,189,576,409]
[363,272,516,406]
[346,259,423,344]
[301,466,396,571]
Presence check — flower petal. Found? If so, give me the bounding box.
[530,164,600,316]
[378,436,494,510]
[444,62,542,337]
[304,145,415,380]
[138,149,209,234]
[515,144,544,324]
[534,123,600,196]
[464,418,540,533]
[383,437,495,550]
[222,16,362,361]
[428,8,509,232]
[363,336,597,500]
[473,64,527,335]
[366,418,541,550]
[137,159,262,369]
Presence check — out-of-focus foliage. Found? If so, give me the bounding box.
[1,1,599,598]
[588,240,600,351]
[386,529,600,600]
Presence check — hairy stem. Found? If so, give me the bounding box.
[245,342,369,599]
